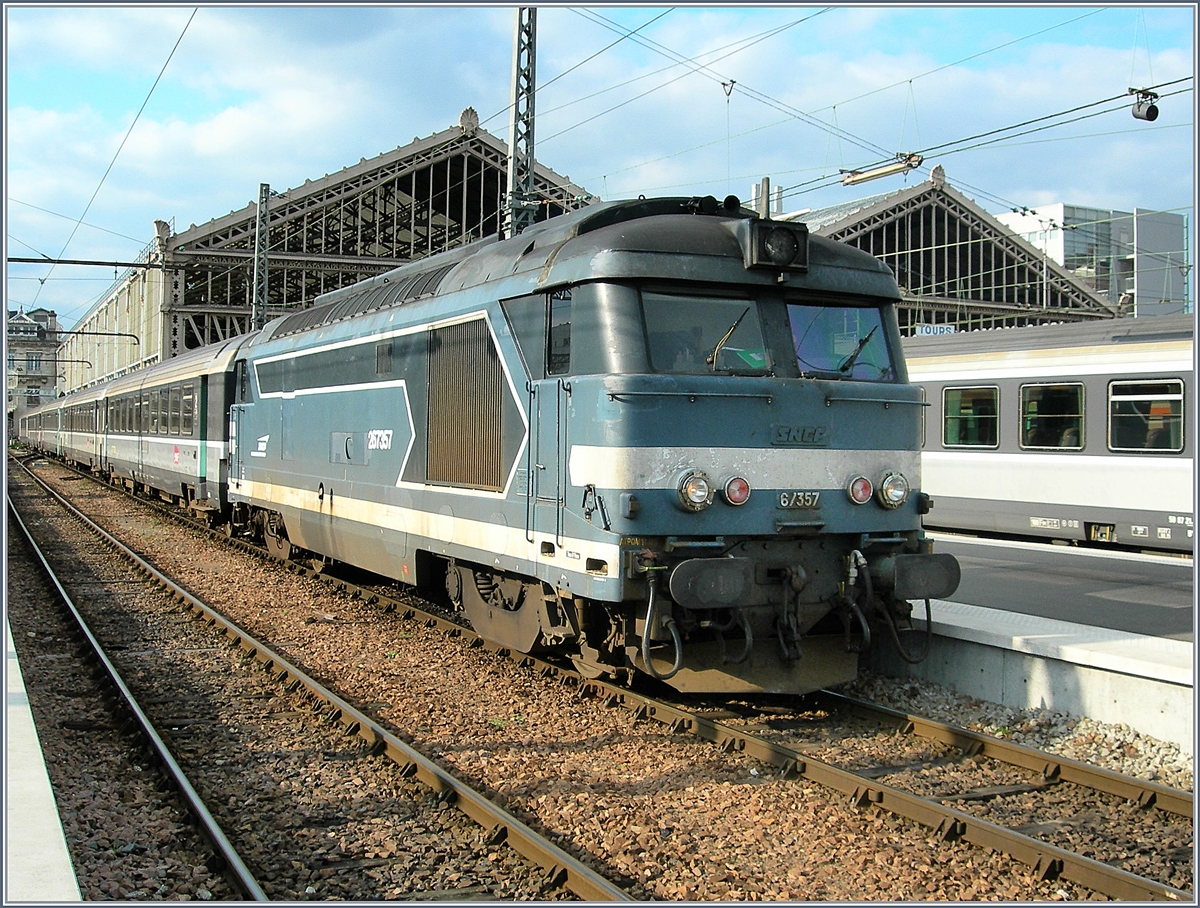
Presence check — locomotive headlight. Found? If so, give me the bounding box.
[722,476,751,506]
[876,472,910,509]
[846,475,873,505]
[677,470,715,512]
[763,227,799,267]
[745,220,809,272]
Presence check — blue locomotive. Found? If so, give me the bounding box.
[22,195,959,694]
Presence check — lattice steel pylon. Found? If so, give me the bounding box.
[251,183,270,331]
[504,7,537,238]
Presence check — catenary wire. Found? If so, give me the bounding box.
[9,199,148,246]
[477,9,677,133]
[541,9,852,149]
[30,9,197,307]
[576,8,1124,190]
[534,12,818,133]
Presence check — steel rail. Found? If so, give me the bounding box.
[279,568,1194,901]
[584,688,1193,902]
[12,460,632,903]
[25,454,1194,900]
[6,492,268,902]
[813,690,1193,818]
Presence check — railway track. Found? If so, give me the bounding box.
[11,452,1195,900]
[7,504,263,900]
[7,457,628,901]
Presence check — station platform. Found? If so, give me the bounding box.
[5,616,81,901]
[865,599,1195,756]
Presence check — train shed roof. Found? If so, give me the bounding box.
[781,165,1120,332]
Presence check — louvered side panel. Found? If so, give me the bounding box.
[427,319,504,490]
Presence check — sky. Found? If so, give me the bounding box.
[4,3,1196,330]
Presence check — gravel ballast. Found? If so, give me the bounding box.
[10,459,1195,900]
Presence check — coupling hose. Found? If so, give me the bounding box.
[882,597,933,664]
[641,571,683,681]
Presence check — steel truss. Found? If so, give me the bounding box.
[163,119,594,353]
[811,174,1117,333]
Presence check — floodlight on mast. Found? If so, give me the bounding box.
[841,153,923,186]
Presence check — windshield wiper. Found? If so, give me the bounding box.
[706,306,752,370]
[837,326,878,374]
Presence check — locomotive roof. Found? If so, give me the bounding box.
[902,313,1194,359]
[260,196,901,343]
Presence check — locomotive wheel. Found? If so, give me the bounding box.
[263,513,292,561]
[472,571,527,612]
[570,654,609,680]
[456,566,543,653]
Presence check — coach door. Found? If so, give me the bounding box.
[228,360,249,488]
[97,399,108,471]
[94,400,105,469]
[136,387,149,482]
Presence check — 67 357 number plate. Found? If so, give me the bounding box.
[777,490,821,509]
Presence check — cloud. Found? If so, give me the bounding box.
[6,5,1193,325]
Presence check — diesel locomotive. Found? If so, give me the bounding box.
[21,195,959,694]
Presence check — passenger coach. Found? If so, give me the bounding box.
[905,315,1194,553]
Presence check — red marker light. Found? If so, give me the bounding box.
[847,475,873,505]
[723,476,751,506]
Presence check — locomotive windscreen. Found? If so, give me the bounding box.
[643,291,770,374]
[788,303,896,382]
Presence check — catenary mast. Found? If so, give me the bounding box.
[504,8,537,238]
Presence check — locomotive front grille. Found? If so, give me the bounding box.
[427,318,504,490]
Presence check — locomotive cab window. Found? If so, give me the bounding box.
[1020,383,1084,449]
[235,360,251,403]
[943,386,999,447]
[787,303,895,381]
[546,291,572,376]
[1109,379,1184,452]
[644,291,769,374]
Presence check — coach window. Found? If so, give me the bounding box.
[1020,383,1084,449]
[182,384,194,435]
[169,385,182,435]
[1109,380,1184,452]
[159,388,170,434]
[149,390,159,434]
[943,387,999,447]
